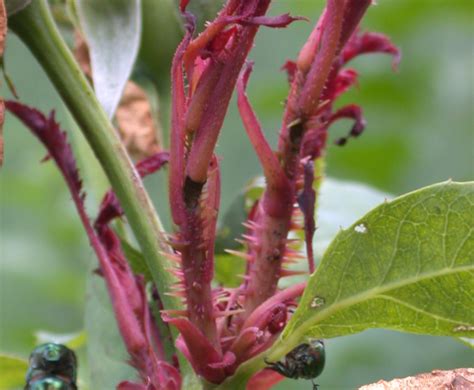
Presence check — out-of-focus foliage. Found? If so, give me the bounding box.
[0,355,28,389]
[1,0,472,389]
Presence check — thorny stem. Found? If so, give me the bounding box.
[170,1,274,348]
[243,0,346,315]
[185,0,271,184]
[8,0,194,373]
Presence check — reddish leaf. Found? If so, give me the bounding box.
[281,60,297,84]
[233,13,306,28]
[296,160,316,273]
[342,31,401,70]
[330,104,366,146]
[6,102,176,387]
[117,381,147,390]
[136,151,169,177]
[333,68,358,100]
[179,0,190,12]
[169,14,195,226]
[237,62,287,189]
[163,316,225,383]
[5,101,83,197]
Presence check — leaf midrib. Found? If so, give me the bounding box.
[272,263,473,359]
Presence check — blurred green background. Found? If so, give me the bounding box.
[1,0,473,389]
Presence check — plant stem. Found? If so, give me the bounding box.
[8,0,196,375]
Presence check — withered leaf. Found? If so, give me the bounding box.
[115,82,161,160]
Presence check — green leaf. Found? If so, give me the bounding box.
[0,355,28,389]
[214,253,245,288]
[273,181,474,359]
[76,0,142,118]
[84,273,136,388]
[5,0,31,16]
[138,0,182,95]
[119,237,152,282]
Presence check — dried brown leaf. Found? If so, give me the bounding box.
[74,31,92,78]
[115,82,161,160]
[359,368,474,390]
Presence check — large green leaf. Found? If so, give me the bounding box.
[76,0,142,118]
[273,181,473,358]
[0,355,28,389]
[84,273,136,388]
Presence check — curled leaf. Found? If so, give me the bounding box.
[342,30,401,70]
[296,160,316,273]
[163,315,225,383]
[6,102,176,387]
[76,0,142,118]
[115,82,161,160]
[330,104,366,146]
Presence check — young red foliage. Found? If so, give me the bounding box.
[5,101,180,389]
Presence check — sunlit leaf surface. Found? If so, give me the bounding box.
[279,181,473,353]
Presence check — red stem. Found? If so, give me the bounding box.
[242,0,346,316]
[186,1,272,184]
[237,63,288,189]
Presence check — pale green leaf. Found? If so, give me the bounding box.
[0,355,28,389]
[273,181,474,359]
[76,0,142,118]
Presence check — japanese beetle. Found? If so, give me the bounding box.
[265,339,325,389]
[26,376,75,390]
[25,343,77,390]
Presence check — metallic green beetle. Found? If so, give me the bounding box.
[265,339,325,389]
[25,343,77,390]
[26,376,75,390]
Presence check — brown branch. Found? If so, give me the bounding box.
[359,368,474,390]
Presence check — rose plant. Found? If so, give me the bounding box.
[0,0,472,389]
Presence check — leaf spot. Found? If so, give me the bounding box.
[310,296,326,309]
[453,325,474,333]
[354,223,368,234]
